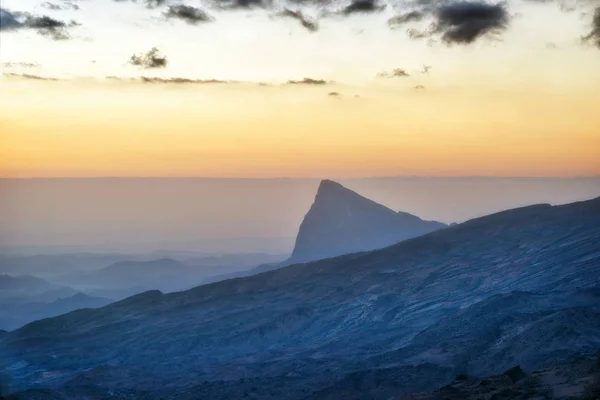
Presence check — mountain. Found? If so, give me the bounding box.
[0,275,56,293]
[57,258,203,293]
[0,253,144,279]
[36,293,113,319]
[0,276,85,330]
[0,292,113,331]
[0,196,599,398]
[289,180,447,263]
[202,180,448,283]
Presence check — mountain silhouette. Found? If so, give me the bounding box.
[290,180,447,263]
[0,274,57,293]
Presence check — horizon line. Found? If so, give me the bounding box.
[1,175,600,181]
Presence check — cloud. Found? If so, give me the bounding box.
[0,8,22,30]
[218,0,270,9]
[388,11,425,27]
[41,2,80,11]
[105,75,246,85]
[23,15,67,29]
[165,4,213,24]
[140,77,232,83]
[25,15,76,40]
[287,77,331,84]
[421,64,432,74]
[328,91,342,96]
[277,8,318,32]
[146,0,169,8]
[582,6,600,48]
[2,62,40,68]
[113,0,166,7]
[3,73,58,81]
[342,0,386,15]
[406,28,430,40]
[0,10,76,40]
[414,84,426,89]
[129,47,168,69]
[432,2,510,44]
[377,68,410,77]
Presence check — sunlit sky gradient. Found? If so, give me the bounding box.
[1,0,599,178]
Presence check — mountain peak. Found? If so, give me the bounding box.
[289,181,446,263]
[317,179,345,192]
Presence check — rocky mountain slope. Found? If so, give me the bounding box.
[290,180,446,263]
[0,196,599,398]
[399,351,600,400]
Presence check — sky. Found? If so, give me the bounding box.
[1,0,600,178]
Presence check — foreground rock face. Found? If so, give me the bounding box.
[400,352,600,400]
[290,180,447,263]
[1,197,599,399]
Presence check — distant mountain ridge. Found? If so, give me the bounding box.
[0,274,56,293]
[289,180,447,263]
[57,258,198,293]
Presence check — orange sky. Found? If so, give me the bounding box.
[1,76,599,178]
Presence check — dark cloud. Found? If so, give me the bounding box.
[342,0,386,15]
[0,11,76,40]
[328,91,342,96]
[278,8,319,32]
[218,0,270,9]
[287,77,330,84]
[0,8,22,30]
[377,68,410,78]
[414,84,426,89]
[388,11,425,26]
[3,73,58,81]
[165,5,213,24]
[582,6,600,48]
[433,2,509,44]
[23,15,73,40]
[129,48,168,69]
[23,15,66,29]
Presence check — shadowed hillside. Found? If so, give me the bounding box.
[0,196,599,398]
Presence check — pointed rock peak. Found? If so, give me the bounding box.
[316,179,346,195]
[315,180,364,202]
[290,180,447,263]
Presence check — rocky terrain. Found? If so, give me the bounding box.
[0,196,599,399]
[400,351,600,400]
